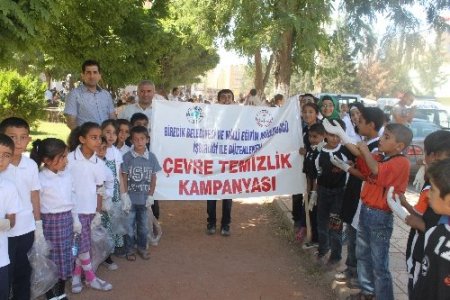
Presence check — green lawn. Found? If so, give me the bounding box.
[29,121,70,150]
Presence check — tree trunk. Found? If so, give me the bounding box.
[262,53,274,91]
[254,48,263,93]
[44,70,52,89]
[274,29,294,97]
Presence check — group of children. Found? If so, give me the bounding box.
[0,113,160,300]
[295,97,450,300]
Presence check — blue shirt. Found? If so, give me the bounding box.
[64,84,115,126]
[122,147,161,205]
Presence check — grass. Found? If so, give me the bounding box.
[28,121,70,150]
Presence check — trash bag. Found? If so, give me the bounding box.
[28,239,58,299]
[109,204,127,235]
[90,223,114,271]
[147,207,162,246]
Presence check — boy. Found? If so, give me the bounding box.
[412,158,450,300]
[302,123,325,249]
[121,126,161,260]
[331,107,384,285]
[0,117,42,300]
[400,130,450,297]
[315,119,353,266]
[0,134,20,300]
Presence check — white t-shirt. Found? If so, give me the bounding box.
[118,103,152,127]
[106,146,123,178]
[0,155,41,237]
[117,144,130,156]
[39,168,75,214]
[68,146,106,214]
[0,177,20,267]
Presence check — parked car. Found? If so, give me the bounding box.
[405,118,442,179]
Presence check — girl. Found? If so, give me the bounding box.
[342,102,364,143]
[67,122,112,293]
[318,95,340,120]
[30,138,80,300]
[115,119,131,155]
[101,119,126,258]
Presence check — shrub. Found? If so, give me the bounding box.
[0,70,47,128]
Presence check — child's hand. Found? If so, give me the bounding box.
[121,193,132,213]
[386,186,410,222]
[356,142,369,154]
[299,147,306,155]
[405,214,425,231]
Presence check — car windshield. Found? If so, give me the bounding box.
[410,120,441,138]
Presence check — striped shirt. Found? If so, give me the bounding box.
[64,84,115,126]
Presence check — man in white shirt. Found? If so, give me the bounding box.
[118,80,154,129]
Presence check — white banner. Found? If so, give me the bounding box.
[151,100,305,200]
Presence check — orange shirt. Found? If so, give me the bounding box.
[359,154,410,211]
[414,186,430,215]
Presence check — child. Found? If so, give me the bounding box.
[331,107,384,285]
[30,138,81,300]
[127,113,160,219]
[412,158,450,300]
[67,122,112,293]
[315,119,353,266]
[331,122,412,300]
[0,134,19,300]
[400,130,450,297]
[0,117,42,300]
[101,119,127,262]
[294,102,320,242]
[302,123,325,249]
[115,119,131,155]
[96,136,121,269]
[121,126,161,260]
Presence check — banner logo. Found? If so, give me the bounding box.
[186,106,204,124]
[255,109,273,127]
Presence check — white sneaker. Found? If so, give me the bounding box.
[88,277,112,291]
[102,261,119,270]
[71,276,83,294]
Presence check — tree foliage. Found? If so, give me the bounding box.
[0,70,47,127]
[0,0,56,61]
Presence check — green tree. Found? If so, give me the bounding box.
[315,26,359,93]
[0,0,56,61]
[0,70,47,127]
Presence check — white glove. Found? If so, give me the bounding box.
[91,212,102,229]
[330,155,351,172]
[102,197,113,212]
[121,193,132,213]
[146,195,155,208]
[302,193,308,206]
[386,186,410,222]
[35,220,45,241]
[0,219,10,231]
[72,213,82,234]
[308,191,317,211]
[413,165,425,192]
[322,119,354,145]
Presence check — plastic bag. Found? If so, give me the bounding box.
[90,223,114,271]
[147,207,162,246]
[109,204,127,235]
[28,239,58,299]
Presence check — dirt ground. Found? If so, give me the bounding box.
[69,199,332,300]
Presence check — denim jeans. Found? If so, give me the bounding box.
[125,204,148,251]
[317,186,344,260]
[207,199,232,226]
[356,203,394,299]
[345,223,357,273]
